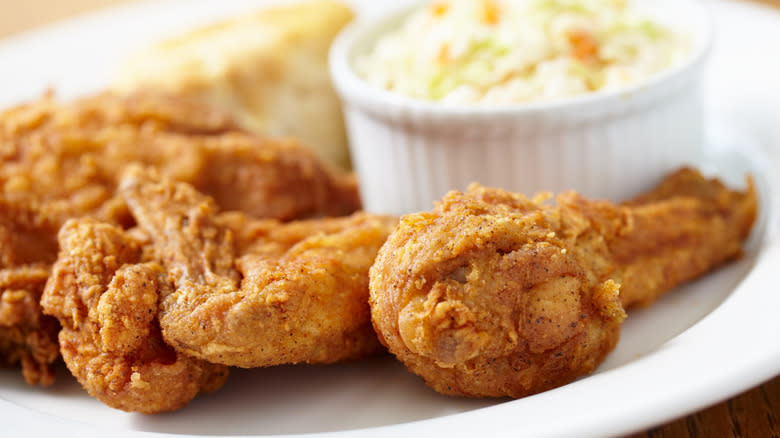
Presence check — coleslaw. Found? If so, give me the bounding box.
[355,0,690,104]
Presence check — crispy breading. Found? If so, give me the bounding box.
[0,91,361,384]
[0,196,61,385]
[41,219,228,413]
[0,265,59,386]
[0,92,360,224]
[369,168,757,398]
[119,167,396,367]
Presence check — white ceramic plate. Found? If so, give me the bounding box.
[1,1,780,437]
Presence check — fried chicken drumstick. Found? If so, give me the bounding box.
[0,92,362,385]
[370,168,757,398]
[119,167,397,368]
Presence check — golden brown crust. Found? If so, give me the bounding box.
[369,168,757,398]
[0,265,60,386]
[370,185,625,398]
[0,92,360,224]
[0,196,61,385]
[120,167,396,367]
[41,219,228,413]
[0,91,360,385]
[613,168,758,306]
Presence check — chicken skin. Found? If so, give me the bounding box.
[41,219,228,413]
[0,92,360,226]
[369,168,757,398]
[0,265,59,386]
[40,165,393,413]
[0,197,62,385]
[119,167,397,367]
[0,91,361,385]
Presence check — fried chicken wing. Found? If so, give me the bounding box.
[369,168,757,398]
[119,167,396,367]
[40,219,228,413]
[0,91,361,384]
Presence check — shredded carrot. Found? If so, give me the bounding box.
[482,0,501,25]
[437,43,451,65]
[567,29,599,61]
[431,2,449,17]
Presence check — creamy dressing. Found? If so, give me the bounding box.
[356,0,689,104]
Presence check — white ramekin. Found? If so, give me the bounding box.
[330,0,713,215]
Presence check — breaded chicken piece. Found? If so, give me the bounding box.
[369,168,757,398]
[0,92,360,225]
[0,197,62,385]
[119,167,396,367]
[41,219,228,413]
[0,265,59,386]
[0,91,360,384]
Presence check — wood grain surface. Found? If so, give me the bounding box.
[629,377,780,437]
[0,1,778,437]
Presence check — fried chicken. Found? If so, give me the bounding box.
[40,219,228,413]
[0,197,61,385]
[119,167,396,367]
[369,168,757,398]
[0,92,360,225]
[0,265,59,386]
[0,91,361,385]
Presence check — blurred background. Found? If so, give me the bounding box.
[1,0,779,37]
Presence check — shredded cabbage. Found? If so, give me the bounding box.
[356,0,689,104]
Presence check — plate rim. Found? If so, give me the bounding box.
[0,1,779,437]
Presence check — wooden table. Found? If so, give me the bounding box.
[0,0,778,437]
